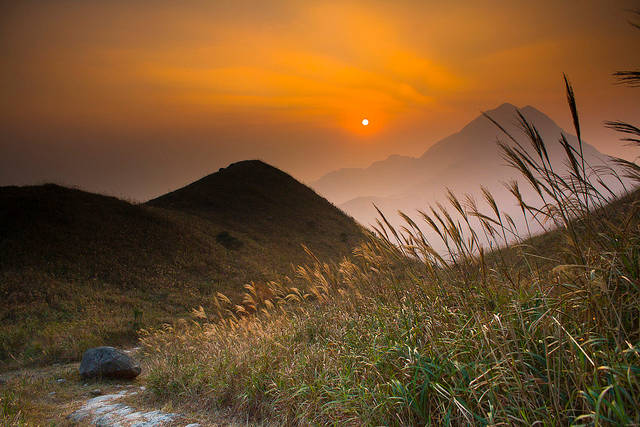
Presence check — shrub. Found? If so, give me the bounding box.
[216,231,243,250]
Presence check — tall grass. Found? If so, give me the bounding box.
[141,75,640,425]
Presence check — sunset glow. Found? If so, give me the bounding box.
[3,3,640,422]
[1,1,639,200]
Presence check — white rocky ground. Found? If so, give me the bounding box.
[67,386,199,426]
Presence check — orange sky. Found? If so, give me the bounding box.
[1,0,639,200]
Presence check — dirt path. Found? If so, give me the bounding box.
[0,349,203,426]
[66,387,189,426]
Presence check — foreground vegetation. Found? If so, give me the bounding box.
[0,161,364,370]
[140,79,640,424]
[4,16,640,425]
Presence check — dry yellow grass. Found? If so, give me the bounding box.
[0,161,366,370]
[138,80,640,424]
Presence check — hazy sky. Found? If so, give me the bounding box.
[2,0,639,200]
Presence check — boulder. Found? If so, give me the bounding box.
[79,347,141,379]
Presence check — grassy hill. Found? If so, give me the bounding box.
[3,99,640,425]
[0,160,365,369]
[135,98,640,424]
[147,160,362,261]
[137,183,640,425]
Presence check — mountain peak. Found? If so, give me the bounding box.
[146,160,364,238]
[148,160,299,211]
[474,103,565,137]
[481,102,521,122]
[489,102,518,112]
[222,159,272,171]
[453,102,521,136]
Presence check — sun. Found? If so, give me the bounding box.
[361,118,369,126]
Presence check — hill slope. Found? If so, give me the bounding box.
[140,169,640,425]
[147,160,362,257]
[0,161,365,368]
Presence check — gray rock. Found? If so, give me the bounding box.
[79,346,141,379]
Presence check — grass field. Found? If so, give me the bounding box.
[138,84,640,425]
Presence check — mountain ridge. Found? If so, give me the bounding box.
[312,103,615,227]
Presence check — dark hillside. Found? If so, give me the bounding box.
[149,160,331,220]
[0,161,366,369]
[148,160,364,263]
[0,184,211,286]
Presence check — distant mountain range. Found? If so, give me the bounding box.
[312,103,617,228]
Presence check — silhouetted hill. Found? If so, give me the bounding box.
[147,160,365,266]
[0,184,202,284]
[148,160,359,237]
[0,161,365,368]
